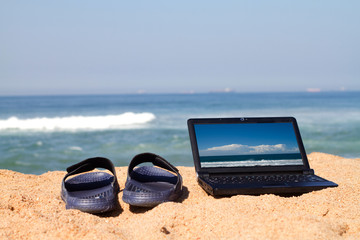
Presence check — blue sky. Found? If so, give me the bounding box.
[1,1,359,95]
[195,123,300,156]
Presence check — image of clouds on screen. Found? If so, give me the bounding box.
[199,143,299,156]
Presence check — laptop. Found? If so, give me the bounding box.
[187,117,338,196]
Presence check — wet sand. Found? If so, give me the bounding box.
[1,152,359,239]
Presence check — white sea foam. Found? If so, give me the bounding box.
[0,112,156,132]
[68,146,83,151]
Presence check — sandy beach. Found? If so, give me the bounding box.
[0,152,359,239]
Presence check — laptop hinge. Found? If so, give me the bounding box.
[198,172,210,178]
[303,169,315,175]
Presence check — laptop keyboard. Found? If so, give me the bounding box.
[205,174,325,185]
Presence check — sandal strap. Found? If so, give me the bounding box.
[63,157,119,188]
[128,152,182,192]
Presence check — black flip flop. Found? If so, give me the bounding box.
[61,157,120,213]
[122,152,183,207]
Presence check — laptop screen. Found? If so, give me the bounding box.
[193,122,303,168]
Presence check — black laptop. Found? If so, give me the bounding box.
[187,117,338,196]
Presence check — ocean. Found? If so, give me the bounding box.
[200,153,303,168]
[0,91,359,174]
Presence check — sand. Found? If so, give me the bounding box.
[0,152,359,239]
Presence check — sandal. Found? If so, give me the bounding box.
[122,153,183,207]
[61,157,120,213]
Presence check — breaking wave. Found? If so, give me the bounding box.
[0,112,156,131]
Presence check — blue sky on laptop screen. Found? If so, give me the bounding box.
[194,123,303,167]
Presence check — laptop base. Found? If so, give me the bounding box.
[198,175,338,196]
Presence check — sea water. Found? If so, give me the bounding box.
[200,153,304,168]
[0,92,359,174]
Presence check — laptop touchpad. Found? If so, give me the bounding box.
[262,183,288,188]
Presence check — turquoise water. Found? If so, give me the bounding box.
[200,153,304,168]
[0,92,359,174]
[200,153,303,168]
[200,153,303,162]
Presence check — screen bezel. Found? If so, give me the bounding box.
[187,117,311,174]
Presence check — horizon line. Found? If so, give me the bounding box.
[0,89,357,97]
